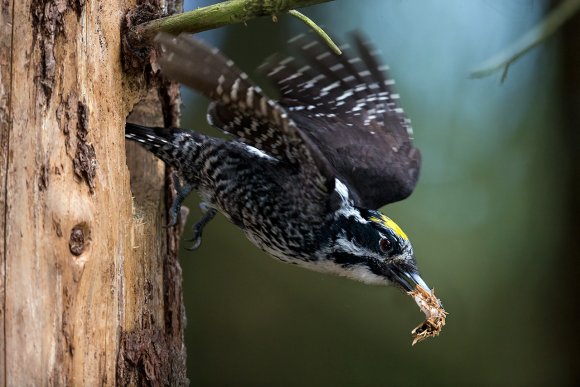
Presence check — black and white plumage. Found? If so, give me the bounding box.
[126,32,434,300]
[260,33,421,209]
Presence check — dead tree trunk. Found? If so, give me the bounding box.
[0,0,187,385]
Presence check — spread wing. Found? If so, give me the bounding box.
[154,32,335,201]
[260,33,421,209]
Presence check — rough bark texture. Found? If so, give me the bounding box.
[0,0,187,385]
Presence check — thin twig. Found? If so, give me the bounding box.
[131,0,333,41]
[287,9,341,55]
[470,0,580,81]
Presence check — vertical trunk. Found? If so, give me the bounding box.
[0,0,186,385]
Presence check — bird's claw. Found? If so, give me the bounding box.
[185,237,202,251]
[165,172,193,228]
[185,206,217,251]
[164,204,180,228]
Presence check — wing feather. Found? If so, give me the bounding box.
[260,32,421,209]
[155,33,335,197]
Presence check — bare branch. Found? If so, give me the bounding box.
[470,0,580,81]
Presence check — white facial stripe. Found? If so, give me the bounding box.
[296,259,387,286]
[335,206,367,224]
[332,235,383,262]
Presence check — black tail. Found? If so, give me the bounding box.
[126,122,169,146]
[125,122,202,169]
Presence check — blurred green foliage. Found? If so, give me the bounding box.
[178,1,576,385]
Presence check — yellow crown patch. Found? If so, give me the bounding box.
[369,214,408,241]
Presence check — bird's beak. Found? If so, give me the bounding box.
[388,265,430,293]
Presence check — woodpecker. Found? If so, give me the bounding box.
[127,32,439,325]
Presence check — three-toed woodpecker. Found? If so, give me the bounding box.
[126,32,432,298]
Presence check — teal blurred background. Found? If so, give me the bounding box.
[178,1,579,385]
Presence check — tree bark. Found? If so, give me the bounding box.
[0,0,186,385]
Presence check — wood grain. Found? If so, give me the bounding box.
[0,0,187,384]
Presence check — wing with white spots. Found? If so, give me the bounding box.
[154,32,335,197]
[260,32,421,209]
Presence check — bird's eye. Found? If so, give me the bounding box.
[379,238,392,253]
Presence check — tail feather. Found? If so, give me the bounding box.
[125,123,201,169]
[125,122,174,151]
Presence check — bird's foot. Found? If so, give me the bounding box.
[165,173,193,228]
[185,203,217,251]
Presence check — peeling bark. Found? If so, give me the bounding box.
[0,0,186,384]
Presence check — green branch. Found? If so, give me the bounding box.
[287,9,341,55]
[132,0,334,40]
[470,0,580,81]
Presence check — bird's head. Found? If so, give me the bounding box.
[326,208,430,293]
